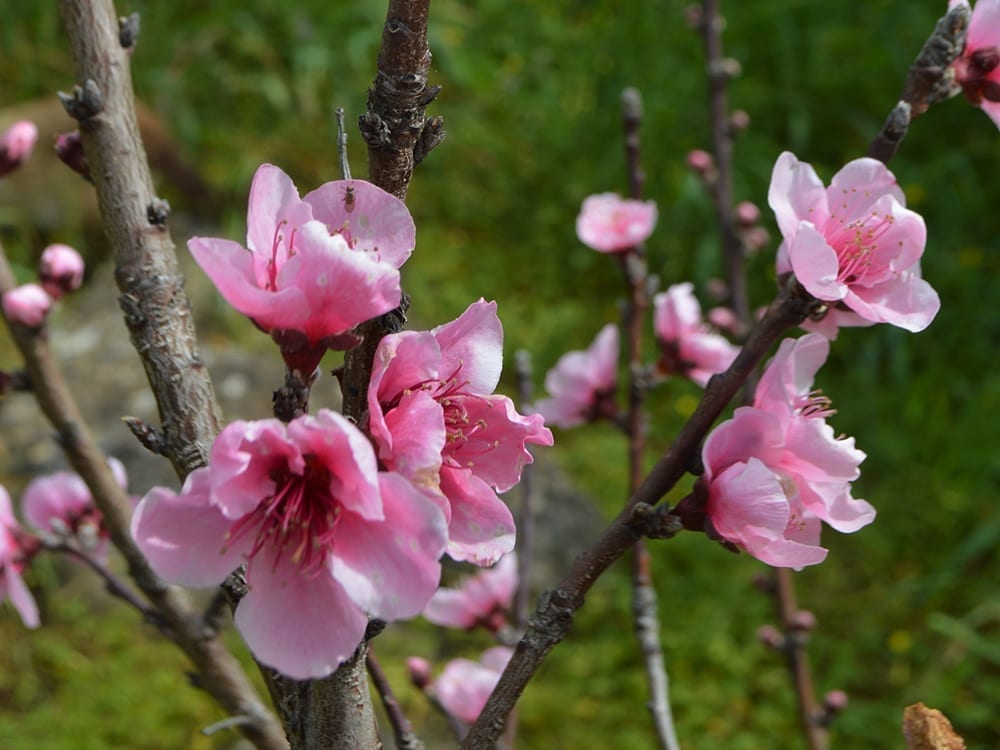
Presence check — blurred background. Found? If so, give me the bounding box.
[1,1,998,748]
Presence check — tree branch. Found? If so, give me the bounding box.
[462,276,821,748]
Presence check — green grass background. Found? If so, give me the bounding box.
[1,1,998,748]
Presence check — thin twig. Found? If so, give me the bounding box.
[620,86,680,750]
[775,568,827,750]
[462,276,821,748]
[367,647,425,750]
[336,107,352,181]
[44,540,160,624]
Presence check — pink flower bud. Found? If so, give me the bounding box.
[791,610,818,631]
[686,149,714,174]
[0,120,38,177]
[735,201,760,226]
[406,657,432,689]
[2,284,53,327]
[741,226,771,253]
[730,109,751,132]
[757,624,784,649]
[55,131,90,180]
[39,244,85,299]
[823,689,849,714]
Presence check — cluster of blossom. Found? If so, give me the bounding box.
[537,139,943,567]
[132,165,551,679]
[408,554,517,727]
[1,461,124,627]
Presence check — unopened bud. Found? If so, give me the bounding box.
[710,58,742,79]
[734,201,760,226]
[39,244,85,299]
[823,689,849,714]
[0,120,38,177]
[708,306,740,334]
[757,624,785,649]
[406,657,432,689]
[729,109,751,132]
[2,284,53,327]
[54,131,90,180]
[683,5,703,29]
[791,610,818,632]
[742,226,771,254]
[686,149,715,175]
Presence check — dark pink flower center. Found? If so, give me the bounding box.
[822,204,896,285]
[226,455,341,578]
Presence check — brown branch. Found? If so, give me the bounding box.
[359,0,445,201]
[58,0,224,481]
[0,245,287,750]
[462,276,821,748]
[619,87,680,750]
[867,4,970,164]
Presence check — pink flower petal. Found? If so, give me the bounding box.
[767,152,828,238]
[331,472,447,620]
[439,469,515,565]
[235,550,369,680]
[788,224,847,302]
[432,300,504,394]
[131,469,246,587]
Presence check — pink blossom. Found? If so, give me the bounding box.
[701,334,874,568]
[0,120,38,177]
[0,485,39,628]
[188,164,415,373]
[767,152,939,337]
[653,283,740,387]
[132,410,448,679]
[576,193,658,253]
[39,244,85,300]
[22,459,126,559]
[423,552,517,631]
[432,646,513,725]
[368,300,553,566]
[535,324,619,428]
[949,0,1000,127]
[2,284,53,327]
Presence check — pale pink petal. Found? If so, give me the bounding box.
[767,152,828,238]
[245,164,312,257]
[424,553,517,628]
[432,299,504,394]
[846,271,940,332]
[4,565,39,628]
[22,472,91,532]
[825,157,905,225]
[371,331,443,408]
[188,236,310,329]
[754,334,829,415]
[209,419,293,519]
[788,224,846,302]
[653,283,702,342]
[450,394,551,492]
[379,390,446,486]
[434,647,513,724]
[681,333,739,387]
[440,469,515,565]
[131,469,246,587]
[303,179,416,268]
[2,284,53,327]
[236,551,369,680]
[967,0,1000,49]
[739,525,829,568]
[708,459,790,541]
[702,407,784,482]
[331,472,446,620]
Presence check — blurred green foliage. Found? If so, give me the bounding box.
[1,0,998,748]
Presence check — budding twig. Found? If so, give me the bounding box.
[366,646,425,750]
[619,86,680,750]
